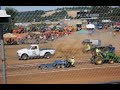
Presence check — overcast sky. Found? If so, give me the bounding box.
[1,6,75,11]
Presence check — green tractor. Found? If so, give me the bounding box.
[90,45,120,65]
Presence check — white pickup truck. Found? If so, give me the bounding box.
[17,44,55,60]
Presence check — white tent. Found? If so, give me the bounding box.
[30,32,40,34]
[86,24,95,29]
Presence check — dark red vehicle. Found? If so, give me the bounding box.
[17,26,24,33]
[114,22,120,31]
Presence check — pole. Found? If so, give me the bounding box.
[0,6,7,84]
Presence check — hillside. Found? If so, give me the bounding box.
[41,10,56,17]
[41,10,79,18]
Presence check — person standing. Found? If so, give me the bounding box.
[69,57,75,67]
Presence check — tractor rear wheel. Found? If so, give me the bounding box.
[108,60,114,64]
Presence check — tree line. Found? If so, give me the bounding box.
[4,6,120,31]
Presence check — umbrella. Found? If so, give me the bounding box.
[3,33,17,38]
[86,24,95,29]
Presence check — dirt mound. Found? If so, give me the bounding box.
[51,33,91,59]
[48,31,120,60]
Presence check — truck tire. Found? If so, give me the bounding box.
[44,52,51,59]
[21,54,28,60]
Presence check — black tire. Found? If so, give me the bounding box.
[90,57,95,64]
[21,54,28,60]
[108,60,114,64]
[55,65,61,69]
[38,66,42,70]
[18,58,21,60]
[44,52,51,59]
[61,64,65,68]
[95,58,103,65]
[66,62,71,67]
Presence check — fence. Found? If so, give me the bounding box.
[0,6,120,84]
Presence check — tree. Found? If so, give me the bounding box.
[5,7,18,22]
[5,7,18,31]
[110,7,120,21]
[90,6,111,14]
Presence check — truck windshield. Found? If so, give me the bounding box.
[27,46,37,50]
[27,46,32,49]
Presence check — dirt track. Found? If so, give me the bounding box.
[0,63,120,84]
[0,30,120,84]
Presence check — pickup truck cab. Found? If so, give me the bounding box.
[17,44,55,60]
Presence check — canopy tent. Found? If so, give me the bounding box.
[77,30,90,34]
[86,24,95,29]
[3,33,17,38]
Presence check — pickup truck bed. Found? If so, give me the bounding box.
[39,48,55,50]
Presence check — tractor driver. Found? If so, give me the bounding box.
[95,48,102,56]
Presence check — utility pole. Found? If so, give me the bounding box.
[0,6,7,84]
[0,24,7,84]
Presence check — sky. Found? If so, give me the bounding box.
[1,6,118,12]
[1,6,74,11]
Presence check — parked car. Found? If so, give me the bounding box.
[97,24,104,29]
[113,22,120,31]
